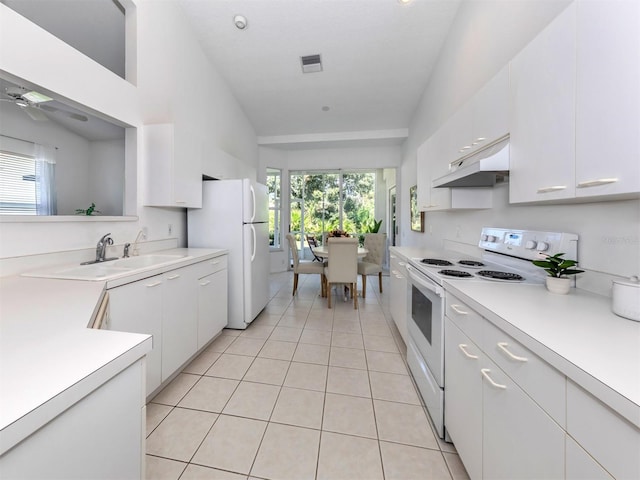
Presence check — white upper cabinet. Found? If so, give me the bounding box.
[143,123,202,208]
[471,65,510,151]
[509,1,639,204]
[509,2,577,203]
[575,0,640,198]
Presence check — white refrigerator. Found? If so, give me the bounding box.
[188,179,270,329]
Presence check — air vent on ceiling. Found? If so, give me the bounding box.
[301,54,322,73]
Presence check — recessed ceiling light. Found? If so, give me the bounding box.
[322,106,330,112]
[398,0,413,4]
[233,15,248,30]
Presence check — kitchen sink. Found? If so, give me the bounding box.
[112,254,186,269]
[22,254,191,281]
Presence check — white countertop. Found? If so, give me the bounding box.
[391,246,640,427]
[0,247,226,455]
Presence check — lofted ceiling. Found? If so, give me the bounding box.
[177,0,461,144]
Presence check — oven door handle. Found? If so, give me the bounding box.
[407,265,445,298]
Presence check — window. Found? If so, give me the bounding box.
[0,150,37,214]
[267,168,281,249]
[0,137,57,215]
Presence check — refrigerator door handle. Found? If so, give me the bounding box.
[250,224,257,261]
[250,184,256,222]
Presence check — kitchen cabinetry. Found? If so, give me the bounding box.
[444,293,637,479]
[509,1,639,203]
[574,0,640,199]
[445,320,564,479]
[109,275,164,394]
[389,252,408,344]
[0,359,145,479]
[509,2,576,203]
[161,265,199,381]
[109,255,228,396]
[197,256,228,350]
[143,123,202,208]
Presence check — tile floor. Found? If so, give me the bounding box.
[145,271,470,480]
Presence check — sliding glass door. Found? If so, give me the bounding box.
[289,170,376,259]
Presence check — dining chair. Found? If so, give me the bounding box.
[324,237,359,309]
[286,234,326,296]
[305,234,324,262]
[357,233,387,298]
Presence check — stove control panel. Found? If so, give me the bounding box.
[479,227,578,261]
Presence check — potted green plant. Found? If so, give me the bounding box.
[532,253,584,294]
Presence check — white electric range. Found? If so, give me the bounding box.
[405,227,579,439]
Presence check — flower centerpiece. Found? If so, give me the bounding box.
[327,229,349,238]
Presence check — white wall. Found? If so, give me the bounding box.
[89,139,125,217]
[0,0,257,261]
[400,0,639,288]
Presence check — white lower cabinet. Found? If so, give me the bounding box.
[197,262,228,350]
[0,359,145,479]
[389,253,409,344]
[445,295,639,479]
[108,255,228,397]
[565,436,613,480]
[109,275,164,394]
[161,266,198,382]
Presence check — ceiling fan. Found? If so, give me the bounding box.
[1,86,88,122]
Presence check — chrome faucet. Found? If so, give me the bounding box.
[95,233,114,262]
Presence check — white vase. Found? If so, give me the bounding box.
[546,276,571,295]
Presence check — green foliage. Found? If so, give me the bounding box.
[532,253,584,278]
[366,219,383,233]
[75,202,100,216]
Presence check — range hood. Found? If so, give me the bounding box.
[433,136,509,188]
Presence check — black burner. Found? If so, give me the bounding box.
[477,270,524,281]
[421,258,454,266]
[439,269,473,278]
[458,260,485,267]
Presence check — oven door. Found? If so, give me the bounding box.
[406,264,445,387]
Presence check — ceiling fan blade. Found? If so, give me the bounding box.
[39,104,88,122]
[22,105,49,121]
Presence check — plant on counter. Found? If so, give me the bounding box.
[532,253,584,278]
[75,202,100,216]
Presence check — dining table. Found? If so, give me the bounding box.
[312,246,369,259]
[311,246,369,301]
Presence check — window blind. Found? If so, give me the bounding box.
[0,150,37,214]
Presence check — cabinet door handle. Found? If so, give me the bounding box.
[166,274,180,280]
[481,368,507,389]
[458,344,479,359]
[536,185,567,194]
[200,280,211,286]
[210,260,220,265]
[451,304,469,315]
[146,281,162,288]
[399,261,406,266]
[390,254,397,259]
[391,270,399,275]
[576,178,618,188]
[497,342,528,362]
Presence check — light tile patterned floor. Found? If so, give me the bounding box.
[145,271,470,480]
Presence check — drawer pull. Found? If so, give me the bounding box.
[166,274,180,280]
[576,178,618,188]
[451,304,469,315]
[390,254,397,259]
[200,280,211,286]
[458,344,479,359]
[210,260,220,265]
[399,261,406,266]
[537,185,567,194]
[146,281,162,288]
[497,342,528,362]
[481,368,507,389]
